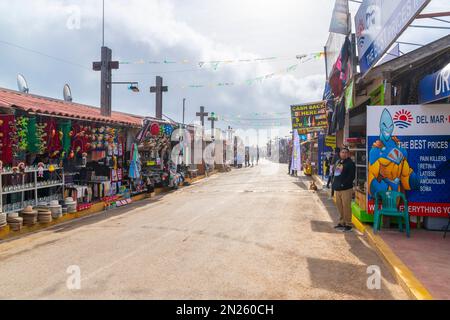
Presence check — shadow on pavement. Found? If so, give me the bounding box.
[306,257,396,299]
[303,181,399,288]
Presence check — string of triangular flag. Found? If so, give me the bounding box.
[179,62,309,89]
[119,52,324,71]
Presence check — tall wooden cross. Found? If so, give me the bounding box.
[93,46,119,117]
[208,112,218,140]
[150,76,168,119]
[196,106,209,127]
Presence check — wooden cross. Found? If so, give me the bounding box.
[196,106,209,127]
[208,112,218,139]
[150,76,168,119]
[92,46,119,117]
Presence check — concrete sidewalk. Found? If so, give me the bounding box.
[313,174,448,300]
[380,229,450,300]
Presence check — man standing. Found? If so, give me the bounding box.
[332,146,356,232]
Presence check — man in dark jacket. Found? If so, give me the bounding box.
[332,146,356,232]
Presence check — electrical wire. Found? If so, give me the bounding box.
[0,39,90,70]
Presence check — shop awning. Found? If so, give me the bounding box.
[0,87,144,127]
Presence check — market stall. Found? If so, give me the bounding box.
[0,87,143,231]
[135,118,185,193]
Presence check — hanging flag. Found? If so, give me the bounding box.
[291,130,302,173]
[329,0,350,35]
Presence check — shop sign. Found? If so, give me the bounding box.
[367,104,450,217]
[345,80,354,110]
[355,0,430,75]
[418,62,450,104]
[291,101,328,134]
[325,135,337,148]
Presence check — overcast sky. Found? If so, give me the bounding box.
[0,0,448,135]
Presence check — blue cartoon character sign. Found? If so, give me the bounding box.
[367,105,450,217]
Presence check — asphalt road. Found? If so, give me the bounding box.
[0,161,408,299]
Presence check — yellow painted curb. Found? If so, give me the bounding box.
[352,215,366,234]
[0,193,151,241]
[352,214,433,300]
[0,171,219,242]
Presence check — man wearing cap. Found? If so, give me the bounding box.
[332,146,356,232]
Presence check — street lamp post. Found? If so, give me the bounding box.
[106,81,140,92]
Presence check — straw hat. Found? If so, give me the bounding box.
[0,213,7,228]
[38,210,52,223]
[7,216,23,223]
[20,206,38,216]
[65,197,76,205]
[49,200,61,208]
[8,212,19,218]
[7,216,23,231]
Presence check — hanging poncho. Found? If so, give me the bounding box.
[128,143,141,179]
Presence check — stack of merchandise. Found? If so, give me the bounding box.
[7,213,23,231]
[20,206,38,226]
[49,201,62,219]
[0,212,7,229]
[64,197,77,214]
[37,208,52,224]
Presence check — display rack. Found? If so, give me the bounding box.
[0,167,65,214]
[350,148,367,190]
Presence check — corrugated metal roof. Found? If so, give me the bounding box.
[0,87,145,127]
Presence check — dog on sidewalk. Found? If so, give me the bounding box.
[309,181,318,192]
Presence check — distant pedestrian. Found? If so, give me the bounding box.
[327,148,340,191]
[256,147,260,165]
[332,146,356,232]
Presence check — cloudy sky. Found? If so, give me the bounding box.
[0,0,448,135]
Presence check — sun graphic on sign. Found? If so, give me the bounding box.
[393,109,413,129]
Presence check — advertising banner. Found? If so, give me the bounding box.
[329,0,350,35]
[325,32,347,79]
[290,130,302,174]
[326,135,337,149]
[367,104,450,217]
[355,0,430,75]
[291,102,328,134]
[318,133,334,176]
[418,62,450,104]
[345,80,354,110]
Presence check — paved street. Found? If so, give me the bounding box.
[0,161,407,299]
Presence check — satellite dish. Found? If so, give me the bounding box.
[63,84,73,102]
[17,74,29,93]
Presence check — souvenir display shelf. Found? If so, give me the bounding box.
[0,167,64,214]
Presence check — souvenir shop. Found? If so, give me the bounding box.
[344,37,450,231]
[133,118,186,193]
[0,87,143,231]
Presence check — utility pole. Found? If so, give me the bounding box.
[92,0,119,117]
